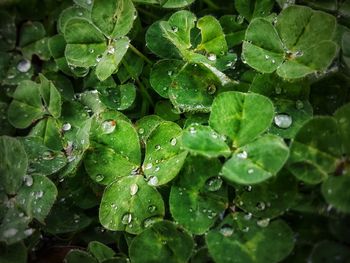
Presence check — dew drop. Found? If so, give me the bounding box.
[242,226,250,232]
[62,123,71,131]
[86,0,92,4]
[275,87,282,94]
[89,49,94,53]
[189,126,197,134]
[96,54,103,62]
[154,166,160,172]
[248,169,254,174]
[122,213,132,224]
[102,119,116,134]
[130,183,138,196]
[237,151,248,159]
[207,84,216,94]
[205,177,223,191]
[208,53,217,61]
[2,228,18,238]
[24,228,35,236]
[148,205,156,213]
[23,175,33,187]
[155,144,161,151]
[295,100,304,110]
[17,59,31,73]
[107,46,115,54]
[244,213,252,220]
[220,225,234,237]
[256,202,266,211]
[138,128,144,134]
[245,185,252,192]
[171,26,178,33]
[148,176,158,186]
[170,138,177,146]
[274,114,292,129]
[96,174,104,182]
[264,55,270,60]
[144,218,156,228]
[257,218,270,227]
[42,151,55,160]
[144,163,153,170]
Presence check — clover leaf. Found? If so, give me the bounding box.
[242,5,338,79]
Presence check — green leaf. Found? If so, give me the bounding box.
[16,174,58,223]
[0,11,16,51]
[182,124,231,158]
[309,240,350,263]
[129,221,194,263]
[99,175,165,234]
[206,213,294,263]
[0,207,31,245]
[169,156,228,234]
[65,249,98,263]
[334,103,350,155]
[220,15,247,48]
[64,17,106,68]
[322,174,350,213]
[21,137,67,176]
[58,6,91,34]
[100,83,136,110]
[196,16,227,55]
[209,91,274,147]
[0,136,28,195]
[29,118,62,151]
[91,0,136,38]
[39,74,62,118]
[19,21,46,48]
[242,6,338,79]
[44,205,92,234]
[85,116,141,185]
[88,241,116,262]
[135,115,164,145]
[0,242,27,263]
[143,122,187,186]
[169,63,221,113]
[95,37,130,81]
[222,134,289,185]
[154,100,180,122]
[288,117,341,184]
[235,0,274,21]
[7,80,44,129]
[235,171,297,219]
[150,59,184,98]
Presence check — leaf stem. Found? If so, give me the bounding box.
[129,44,153,65]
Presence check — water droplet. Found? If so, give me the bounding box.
[24,228,35,236]
[189,126,197,134]
[78,12,83,16]
[89,49,94,53]
[170,138,177,146]
[237,151,248,159]
[96,174,104,182]
[3,228,18,238]
[23,175,33,187]
[107,45,115,54]
[295,100,304,110]
[207,84,216,94]
[220,225,234,237]
[102,119,116,134]
[144,163,153,170]
[154,166,160,172]
[295,50,303,57]
[96,54,103,62]
[275,87,282,94]
[138,128,144,134]
[148,176,158,186]
[155,144,161,151]
[171,26,178,33]
[244,213,252,220]
[245,185,252,192]
[274,114,292,129]
[248,169,254,174]
[205,177,223,191]
[42,151,55,160]
[265,55,270,60]
[37,207,42,213]
[144,218,156,228]
[130,184,138,196]
[17,59,31,73]
[86,0,92,4]
[256,202,266,211]
[62,123,71,131]
[242,226,250,232]
[168,71,173,76]
[257,218,270,227]
[236,15,244,24]
[208,53,217,61]
[122,213,132,224]
[148,205,156,212]
[272,59,276,64]
[35,191,44,199]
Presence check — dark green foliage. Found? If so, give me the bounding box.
[0,0,350,263]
